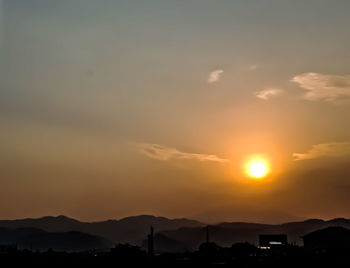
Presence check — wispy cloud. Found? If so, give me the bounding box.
[293,142,350,161]
[255,88,283,100]
[248,64,258,71]
[208,69,224,83]
[291,72,350,102]
[140,143,230,163]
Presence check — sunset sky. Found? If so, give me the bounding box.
[1,0,350,223]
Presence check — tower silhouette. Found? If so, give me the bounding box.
[206,225,210,243]
[147,226,154,257]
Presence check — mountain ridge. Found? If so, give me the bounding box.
[160,218,350,250]
[0,215,349,252]
[0,227,111,251]
[0,215,205,245]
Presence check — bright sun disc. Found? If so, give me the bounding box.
[246,159,269,179]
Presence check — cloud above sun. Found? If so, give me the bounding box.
[208,69,224,83]
[255,88,283,100]
[140,143,230,163]
[292,72,350,102]
[293,142,350,161]
[248,64,258,70]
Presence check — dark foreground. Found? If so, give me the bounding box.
[1,244,349,267]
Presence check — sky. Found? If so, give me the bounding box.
[1,0,350,223]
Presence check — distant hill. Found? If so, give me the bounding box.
[0,215,204,245]
[1,216,349,252]
[160,218,350,251]
[0,227,111,251]
[141,233,189,253]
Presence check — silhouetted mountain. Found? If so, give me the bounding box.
[0,227,111,251]
[1,216,350,252]
[0,215,204,245]
[0,215,84,232]
[302,226,350,250]
[159,218,350,251]
[141,233,189,253]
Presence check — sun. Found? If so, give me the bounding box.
[245,158,269,179]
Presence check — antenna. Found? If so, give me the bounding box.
[206,225,210,243]
[147,225,154,257]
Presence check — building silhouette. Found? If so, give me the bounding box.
[259,234,287,249]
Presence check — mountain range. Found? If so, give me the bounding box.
[0,215,203,250]
[0,215,349,252]
[160,218,350,251]
[0,227,111,251]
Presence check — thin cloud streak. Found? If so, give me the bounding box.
[292,72,350,102]
[208,69,224,83]
[293,142,350,161]
[248,64,258,70]
[255,88,283,100]
[140,143,230,163]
